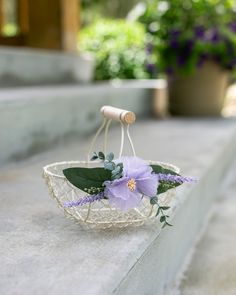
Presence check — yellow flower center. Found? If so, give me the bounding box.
[127,178,136,191]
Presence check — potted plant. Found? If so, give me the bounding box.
[137,0,236,116]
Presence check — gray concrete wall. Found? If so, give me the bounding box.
[0,47,94,86]
[0,83,152,166]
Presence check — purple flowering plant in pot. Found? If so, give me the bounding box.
[137,0,236,116]
[63,151,195,228]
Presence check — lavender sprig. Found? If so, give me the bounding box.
[156,173,197,184]
[64,193,104,208]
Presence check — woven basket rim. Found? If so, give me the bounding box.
[43,160,180,179]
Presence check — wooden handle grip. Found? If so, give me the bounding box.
[100,106,136,124]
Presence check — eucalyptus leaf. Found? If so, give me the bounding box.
[104,161,115,171]
[63,167,111,193]
[161,206,170,211]
[106,152,114,162]
[98,152,105,161]
[160,216,166,223]
[150,196,158,205]
[91,155,98,161]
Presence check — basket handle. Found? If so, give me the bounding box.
[101,106,136,124]
[87,106,136,162]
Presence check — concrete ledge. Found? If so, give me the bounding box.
[0,83,152,165]
[1,118,236,295]
[0,47,94,85]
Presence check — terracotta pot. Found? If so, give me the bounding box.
[168,61,229,116]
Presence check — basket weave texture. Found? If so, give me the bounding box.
[43,160,179,229]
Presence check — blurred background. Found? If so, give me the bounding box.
[1,0,236,162]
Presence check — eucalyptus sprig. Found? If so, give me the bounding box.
[150,196,172,228]
[91,151,123,180]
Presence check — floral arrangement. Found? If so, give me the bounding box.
[135,0,236,75]
[63,152,195,228]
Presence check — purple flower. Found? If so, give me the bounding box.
[104,157,158,211]
[169,29,181,38]
[157,174,197,183]
[230,22,236,33]
[146,43,153,54]
[177,55,186,66]
[194,26,205,39]
[64,193,104,207]
[146,63,156,76]
[170,39,179,49]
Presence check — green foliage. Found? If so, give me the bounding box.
[79,19,155,80]
[151,164,181,194]
[150,196,172,227]
[63,167,111,193]
[81,0,140,20]
[136,0,236,75]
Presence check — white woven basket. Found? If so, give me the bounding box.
[43,106,179,229]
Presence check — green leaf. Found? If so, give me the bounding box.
[160,215,166,223]
[161,206,170,211]
[156,207,161,216]
[91,152,99,161]
[151,164,182,195]
[106,152,114,162]
[150,196,158,205]
[151,164,178,175]
[63,167,111,193]
[98,152,105,161]
[162,221,173,228]
[104,161,115,171]
[91,154,98,161]
[157,181,181,195]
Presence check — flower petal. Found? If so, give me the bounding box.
[104,177,129,200]
[115,156,152,178]
[136,174,158,197]
[109,190,142,211]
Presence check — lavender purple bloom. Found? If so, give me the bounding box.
[63,155,196,211]
[104,157,158,211]
[64,193,104,207]
[156,173,197,184]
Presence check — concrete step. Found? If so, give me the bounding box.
[1,118,236,295]
[0,46,94,86]
[179,158,236,295]
[0,83,153,166]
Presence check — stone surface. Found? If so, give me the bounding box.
[1,118,236,295]
[180,159,236,295]
[0,84,152,165]
[0,47,94,86]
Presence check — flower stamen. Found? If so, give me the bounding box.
[127,178,136,191]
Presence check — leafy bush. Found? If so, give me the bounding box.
[79,19,157,80]
[136,0,236,75]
